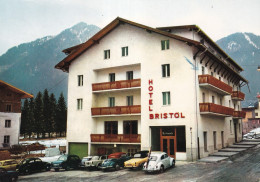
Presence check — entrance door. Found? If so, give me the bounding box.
[160,128,176,158]
[234,122,237,143]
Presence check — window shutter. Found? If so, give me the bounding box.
[161,40,165,50]
[167,64,170,77]
[166,40,169,49]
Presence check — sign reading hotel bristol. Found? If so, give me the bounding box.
[148,79,185,119]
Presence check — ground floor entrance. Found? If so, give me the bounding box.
[151,126,186,159]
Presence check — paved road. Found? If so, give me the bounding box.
[18,145,260,182]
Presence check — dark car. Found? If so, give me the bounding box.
[51,154,81,172]
[100,155,131,171]
[16,158,51,175]
[0,167,18,182]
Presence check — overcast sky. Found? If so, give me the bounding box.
[0,0,259,55]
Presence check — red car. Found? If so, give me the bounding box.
[108,152,126,159]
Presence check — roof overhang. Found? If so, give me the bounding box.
[0,80,33,99]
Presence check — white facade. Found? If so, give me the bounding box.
[0,112,21,147]
[58,18,246,161]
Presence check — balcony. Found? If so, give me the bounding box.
[91,134,141,143]
[91,105,141,116]
[198,75,232,95]
[233,111,246,119]
[231,91,245,101]
[199,103,234,117]
[92,79,141,92]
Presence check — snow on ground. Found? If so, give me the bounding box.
[19,138,66,148]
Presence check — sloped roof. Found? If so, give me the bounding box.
[55,17,200,72]
[157,25,243,71]
[0,80,33,99]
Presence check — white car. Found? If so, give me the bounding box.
[143,152,175,173]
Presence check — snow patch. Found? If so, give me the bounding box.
[227,41,241,51]
[243,33,260,49]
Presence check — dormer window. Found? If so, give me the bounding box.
[122,47,128,57]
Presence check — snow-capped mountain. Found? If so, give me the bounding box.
[217,32,260,107]
[0,22,100,99]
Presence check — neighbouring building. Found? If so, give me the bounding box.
[55,17,248,161]
[0,80,33,148]
[242,94,260,134]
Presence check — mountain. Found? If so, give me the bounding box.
[216,33,260,107]
[0,22,100,100]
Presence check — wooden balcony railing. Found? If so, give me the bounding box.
[198,75,232,94]
[233,111,246,118]
[199,103,234,116]
[92,79,141,91]
[91,105,141,116]
[231,91,245,101]
[91,134,141,143]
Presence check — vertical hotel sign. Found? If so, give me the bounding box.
[148,79,185,119]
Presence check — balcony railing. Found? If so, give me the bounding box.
[91,105,141,116]
[92,79,141,91]
[233,111,246,118]
[198,75,232,95]
[91,134,141,143]
[231,91,245,101]
[199,103,234,116]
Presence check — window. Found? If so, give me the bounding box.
[5,120,11,128]
[221,131,224,148]
[105,121,118,134]
[4,135,10,144]
[127,96,133,106]
[6,105,11,112]
[109,73,115,82]
[202,66,205,75]
[213,131,217,150]
[78,75,83,86]
[219,77,221,81]
[126,71,133,80]
[161,40,169,50]
[202,93,205,103]
[123,121,138,134]
[212,96,215,104]
[104,50,110,59]
[77,99,83,110]
[162,92,171,105]
[203,132,207,152]
[211,72,214,77]
[256,113,258,116]
[229,100,231,107]
[162,64,170,77]
[234,104,236,110]
[122,46,128,56]
[108,97,115,107]
[220,98,222,106]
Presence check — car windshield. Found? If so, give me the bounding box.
[84,157,92,161]
[58,155,67,161]
[21,159,30,164]
[149,156,157,161]
[107,159,117,162]
[92,156,99,160]
[134,154,141,158]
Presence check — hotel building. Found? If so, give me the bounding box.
[55,17,247,160]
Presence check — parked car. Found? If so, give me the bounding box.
[124,150,149,169]
[51,154,81,172]
[0,167,18,182]
[85,155,108,169]
[143,152,175,173]
[108,152,126,159]
[16,158,51,175]
[0,159,18,171]
[100,155,131,171]
[80,156,92,168]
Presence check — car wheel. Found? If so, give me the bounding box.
[25,168,31,174]
[139,163,144,169]
[46,165,51,171]
[160,165,164,173]
[55,168,59,172]
[115,164,120,171]
[171,161,175,168]
[65,166,70,171]
[11,176,18,182]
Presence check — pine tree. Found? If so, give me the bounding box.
[28,97,35,139]
[34,92,44,138]
[56,93,67,137]
[21,99,29,138]
[49,93,57,137]
[43,89,51,138]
